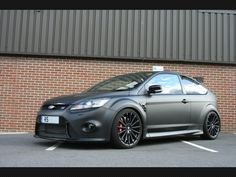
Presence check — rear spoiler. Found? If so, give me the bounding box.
[193,77,204,83]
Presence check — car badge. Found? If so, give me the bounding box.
[48,105,55,109]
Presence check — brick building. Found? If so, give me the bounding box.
[0,10,235,132]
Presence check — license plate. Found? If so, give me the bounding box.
[41,116,59,124]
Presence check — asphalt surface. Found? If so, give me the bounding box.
[0,133,236,167]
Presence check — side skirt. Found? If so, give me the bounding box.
[145,130,203,138]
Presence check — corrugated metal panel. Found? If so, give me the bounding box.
[210,13,216,61]
[0,10,8,52]
[126,10,133,57]
[185,10,191,60]
[159,10,166,59]
[26,10,34,53]
[223,13,229,62]
[66,10,74,55]
[120,10,127,57]
[133,10,140,58]
[146,10,153,58]
[139,10,146,58]
[229,14,235,62]
[179,10,185,60]
[172,10,179,59]
[152,10,160,59]
[191,10,197,60]
[204,12,210,61]
[0,10,235,64]
[73,10,82,55]
[217,13,223,62]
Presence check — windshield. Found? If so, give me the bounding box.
[87,72,154,92]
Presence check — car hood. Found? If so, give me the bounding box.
[43,90,130,105]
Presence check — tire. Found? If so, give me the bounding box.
[201,111,221,140]
[111,108,142,149]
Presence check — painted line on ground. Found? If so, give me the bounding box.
[0,132,28,135]
[46,142,62,151]
[181,140,218,153]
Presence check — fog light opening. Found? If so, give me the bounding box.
[82,122,96,133]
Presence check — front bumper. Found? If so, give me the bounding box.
[35,107,117,142]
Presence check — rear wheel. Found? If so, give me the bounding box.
[201,111,220,140]
[111,109,142,149]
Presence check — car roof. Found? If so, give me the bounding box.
[132,71,181,75]
[124,71,203,85]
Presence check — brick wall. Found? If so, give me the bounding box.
[0,56,235,132]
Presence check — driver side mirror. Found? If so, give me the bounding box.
[147,85,162,94]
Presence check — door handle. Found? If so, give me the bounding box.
[182,99,189,104]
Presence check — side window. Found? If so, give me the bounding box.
[181,76,208,95]
[146,74,182,94]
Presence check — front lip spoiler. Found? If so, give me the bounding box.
[34,134,70,141]
[34,134,107,142]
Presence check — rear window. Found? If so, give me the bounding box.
[181,76,208,95]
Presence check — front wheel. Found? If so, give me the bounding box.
[111,109,142,149]
[201,111,221,140]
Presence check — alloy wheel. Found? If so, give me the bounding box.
[117,112,142,146]
[206,112,220,138]
[113,109,142,148]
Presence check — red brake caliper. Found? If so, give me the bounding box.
[118,122,123,133]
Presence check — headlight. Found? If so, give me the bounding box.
[70,98,110,111]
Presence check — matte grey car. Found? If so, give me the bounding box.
[34,71,221,148]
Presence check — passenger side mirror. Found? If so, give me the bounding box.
[147,85,162,94]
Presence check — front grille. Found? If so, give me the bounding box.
[36,117,69,139]
[38,124,66,134]
[41,104,69,110]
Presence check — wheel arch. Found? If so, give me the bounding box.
[108,99,147,140]
[199,104,221,127]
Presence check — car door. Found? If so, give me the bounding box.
[145,73,191,132]
[180,75,208,130]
